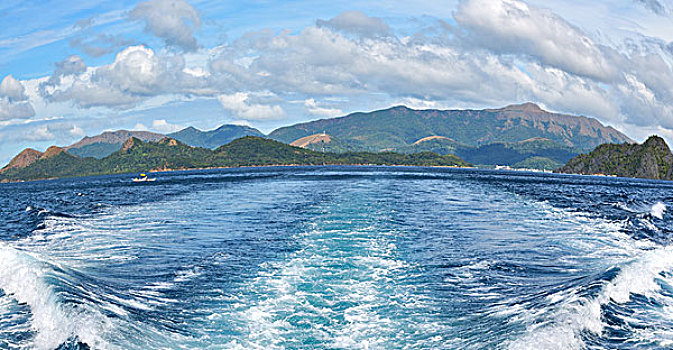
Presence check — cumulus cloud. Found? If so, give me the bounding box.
[0,75,35,121]
[218,92,285,120]
[130,0,201,51]
[304,98,343,117]
[42,46,206,109]
[20,122,84,142]
[635,0,668,14]
[1,75,29,101]
[43,55,87,87]
[317,11,390,37]
[133,122,149,131]
[151,119,183,132]
[455,0,616,81]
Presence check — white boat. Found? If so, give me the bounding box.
[132,173,156,182]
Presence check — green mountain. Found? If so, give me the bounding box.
[0,137,470,182]
[65,130,164,158]
[556,136,673,180]
[64,125,265,159]
[167,124,264,149]
[269,103,631,153]
[455,138,580,167]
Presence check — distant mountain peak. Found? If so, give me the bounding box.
[1,148,42,172]
[500,102,544,113]
[67,130,164,150]
[41,146,66,159]
[168,124,265,149]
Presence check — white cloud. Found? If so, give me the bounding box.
[69,124,85,137]
[0,75,35,120]
[130,0,201,51]
[25,125,55,141]
[151,119,183,133]
[455,0,616,81]
[133,122,149,131]
[316,11,390,37]
[635,0,668,14]
[304,98,343,117]
[0,75,29,101]
[19,121,84,142]
[41,45,207,109]
[217,92,285,120]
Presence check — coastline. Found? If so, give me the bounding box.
[0,163,476,184]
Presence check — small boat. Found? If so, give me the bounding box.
[132,173,156,182]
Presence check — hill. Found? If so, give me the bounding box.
[556,136,673,180]
[455,138,580,168]
[0,137,470,182]
[269,103,631,153]
[66,130,165,158]
[64,125,265,159]
[168,124,264,149]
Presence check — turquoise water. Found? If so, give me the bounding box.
[1,166,673,349]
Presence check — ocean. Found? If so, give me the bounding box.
[1,166,672,349]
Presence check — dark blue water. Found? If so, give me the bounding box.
[2,166,673,349]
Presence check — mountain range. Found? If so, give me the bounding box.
[269,103,630,151]
[66,125,265,158]
[2,102,634,179]
[0,137,469,182]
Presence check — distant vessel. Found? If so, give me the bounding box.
[132,173,156,182]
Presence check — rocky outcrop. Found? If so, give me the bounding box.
[290,133,332,148]
[120,137,142,152]
[556,135,673,180]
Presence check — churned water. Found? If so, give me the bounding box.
[2,166,673,349]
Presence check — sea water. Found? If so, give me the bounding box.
[1,166,673,349]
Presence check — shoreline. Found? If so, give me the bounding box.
[0,163,476,184]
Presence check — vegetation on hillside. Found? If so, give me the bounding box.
[0,137,470,182]
[556,136,672,180]
[168,125,264,149]
[269,104,631,151]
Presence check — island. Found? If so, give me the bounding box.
[556,135,673,180]
[0,136,470,182]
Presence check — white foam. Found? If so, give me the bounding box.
[0,243,110,350]
[508,244,673,350]
[651,202,666,220]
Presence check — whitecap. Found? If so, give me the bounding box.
[651,202,666,220]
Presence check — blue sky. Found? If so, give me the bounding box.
[1,0,672,164]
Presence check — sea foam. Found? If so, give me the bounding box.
[651,202,666,220]
[0,243,110,350]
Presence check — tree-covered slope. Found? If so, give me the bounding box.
[168,125,264,149]
[0,137,470,182]
[269,103,631,152]
[65,130,165,158]
[455,138,580,166]
[556,136,673,180]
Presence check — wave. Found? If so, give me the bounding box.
[506,202,673,350]
[0,243,111,350]
[651,202,666,220]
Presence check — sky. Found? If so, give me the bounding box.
[1,0,673,164]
